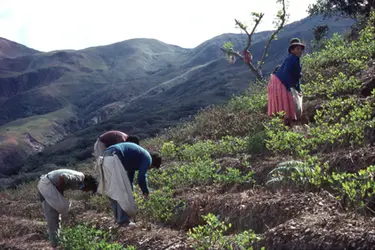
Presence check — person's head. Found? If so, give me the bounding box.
[288,38,305,57]
[150,152,162,169]
[127,135,140,145]
[81,174,98,193]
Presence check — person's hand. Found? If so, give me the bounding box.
[298,92,303,97]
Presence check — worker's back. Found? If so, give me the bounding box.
[105,142,151,171]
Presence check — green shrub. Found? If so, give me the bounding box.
[227,85,267,112]
[59,224,135,250]
[303,12,375,83]
[135,187,185,223]
[148,158,217,189]
[328,165,375,208]
[265,157,329,189]
[265,96,375,157]
[188,213,263,250]
[213,168,254,185]
[246,129,267,154]
[161,136,248,161]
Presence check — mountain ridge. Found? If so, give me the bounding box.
[0,14,355,186]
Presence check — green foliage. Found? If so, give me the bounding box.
[161,136,248,161]
[308,97,375,150]
[265,115,305,156]
[223,41,234,51]
[88,194,112,213]
[188,213,263,250]
[265,95,375,157]
[149,158,215,189]
[304,72,362,98]
[308,0,374,18]
[160,141,178,158]
[265,158,375,210]
[328,166,375,208]
[213,167,254,185]
[303,13,375,84]
[266,158,329,189]
[188,213,231,250]
[227,86,267,112]
[149,157,252,190]
[59,224,134,250]
[135,187,185,223]
[246,129,267,154]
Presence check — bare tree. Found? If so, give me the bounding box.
[221,0,288,81]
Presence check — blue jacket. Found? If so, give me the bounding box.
[274,53,302,92]
[105,142,152,195]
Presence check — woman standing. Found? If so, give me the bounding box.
[268,38,305,126]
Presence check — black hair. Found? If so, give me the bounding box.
[84,174,98,193]
[127,135,140,145]
[150,153,162,169]
[272,64,280,74]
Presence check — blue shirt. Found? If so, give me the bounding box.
[105,142,152,194]
[274,53,302,92]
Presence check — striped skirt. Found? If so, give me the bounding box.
[267,74,297,120]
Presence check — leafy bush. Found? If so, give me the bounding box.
[265,158,375,210]
[328,165,375,208]
[246,129,267,154]
[213,167,254,185]
[161,136,248,161]
[265,115,305,156]
[148,158,217,189]
[59,224,135,250]
[303,72,362,98]
[188,213,263,250]
[227,84,267,112]
[265,158,329,189]
[303,12,375,84]
[149,156,253,191]
[265,96,375,157]
[135,187,185,223]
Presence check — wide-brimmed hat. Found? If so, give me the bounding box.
[288,38,305,53]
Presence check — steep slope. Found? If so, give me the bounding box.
[24,15,355,171]
[0,15,355,180]
[0,16,375,249]
[0,37,39,58]
[0,39,191,177]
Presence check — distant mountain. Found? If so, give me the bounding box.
[0,14,355,185]
[0,37,39,59]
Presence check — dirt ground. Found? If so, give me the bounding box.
[1,155,375,250]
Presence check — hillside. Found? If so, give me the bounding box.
[0,15,354,183]
[1,12,375,249]
[0,37,39,59]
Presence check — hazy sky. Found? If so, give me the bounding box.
[0,0,316,52]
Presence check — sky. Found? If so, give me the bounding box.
[0,0,317,52]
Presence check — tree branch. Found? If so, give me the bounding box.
[235,15,264,51]
[257,0,287,72]
[221,0,287,81]
[220,48,263,80]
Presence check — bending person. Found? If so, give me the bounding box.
[37,169,98,249]
[93,130,140,159]
[98,142,162,227]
